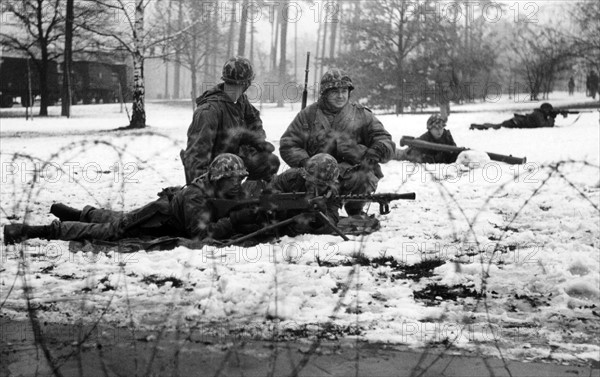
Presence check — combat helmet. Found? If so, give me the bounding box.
[208,153,248,181]
[320,68,354,95]
[301,153,339,186]
[221,56,255,85]
[540,103,553,113]
[426,113,447,130]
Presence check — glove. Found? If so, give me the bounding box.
[311,197,328,214]
[363,148,381,164]
[237,130,275,153]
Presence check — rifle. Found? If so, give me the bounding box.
[209,191,416,243]
[301,52,310,110]
[210,191,416,218]
[548,109,593,118]
[400,136,526,165]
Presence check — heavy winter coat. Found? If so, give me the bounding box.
[279,102,396,171]
[405,129,458,163]
[181,84,266,183]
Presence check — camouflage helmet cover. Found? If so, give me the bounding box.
[208,153,248,181]
[426,114,447,130]
[221,56,255,85]
[320,68,354,95]
[301,153,340,186]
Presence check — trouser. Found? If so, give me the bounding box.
[338,162,379,216]
[53,200,178,241]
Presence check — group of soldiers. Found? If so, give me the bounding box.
[4,57,396,246]
[3,56,577,245]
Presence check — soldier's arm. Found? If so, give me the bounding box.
[243,98,267,139]
[280,111,311,167]
[445,130,458,146]
[181,188,236,240]
[364,111,396,163]
[182,106,220,181]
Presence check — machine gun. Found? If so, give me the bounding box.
[400,136,526,165]
[209,191,416,245]
[548,109,589,118]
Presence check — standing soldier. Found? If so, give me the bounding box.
[279,68,396,216]
[180,56,280,185]
[568,76,575,96]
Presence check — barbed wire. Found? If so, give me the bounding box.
[1,133,599,376]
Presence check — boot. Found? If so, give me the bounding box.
[50,203,82,221]
[3,224,53,245]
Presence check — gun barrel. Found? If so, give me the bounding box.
[400,136,526,165]
[301,52,310,109]
[337,192,416,201]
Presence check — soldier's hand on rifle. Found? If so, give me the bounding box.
[311,197,328,214]
[360,147,382,170]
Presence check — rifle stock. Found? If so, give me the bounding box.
[400,136,526,165]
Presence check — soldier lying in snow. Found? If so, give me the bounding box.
[3,154,262,245]
[395,114,459,164]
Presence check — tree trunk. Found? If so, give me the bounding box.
[227,10,236,58]
[39,45,49,116]
[277,2,288,107]
[173,0,182,99]
[237,0,248,56]
[203,10,211,83]
[61,0,74,117]
[319,21,328,80]
[250,21,254,63]
[329,2,338,59]
[191,31,198,102]
[129,0,146,128]
[314,21,321,84]
[271,10,279,73]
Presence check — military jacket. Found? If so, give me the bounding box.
[181,84,267,182]
[279,102,396,169]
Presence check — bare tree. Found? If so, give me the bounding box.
[1,0,64,116]
[237,0,249,56]
[61,0,74,117]
[82,0,194,128]
[511,24,574,100]
[276,1,289,107]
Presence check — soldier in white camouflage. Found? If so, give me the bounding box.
[3,154,260,244]
[279,68,396,217]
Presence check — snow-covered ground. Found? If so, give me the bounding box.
[1,92,599,369]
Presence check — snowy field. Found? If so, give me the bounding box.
[1,92,599,373]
